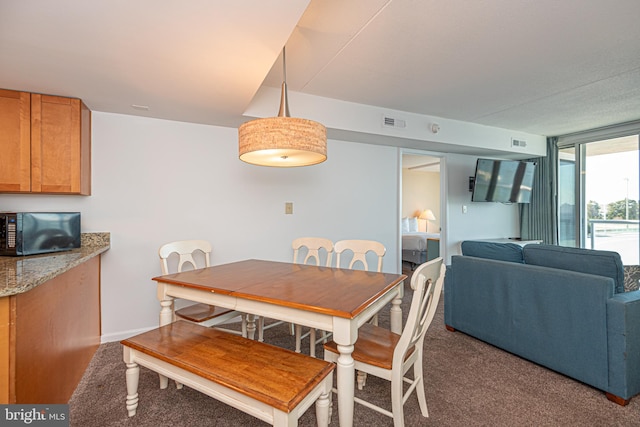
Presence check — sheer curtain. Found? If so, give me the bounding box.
[519,137,558,244]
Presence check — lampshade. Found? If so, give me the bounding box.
[238,116,326,167]
[419,209,436,221]
[238,48,327,167]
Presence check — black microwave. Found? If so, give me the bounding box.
[0,212,81,256]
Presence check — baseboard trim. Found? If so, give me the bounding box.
[100,316,245,343]
[101,326,155,343]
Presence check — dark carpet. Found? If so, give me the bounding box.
[69,274,640,426]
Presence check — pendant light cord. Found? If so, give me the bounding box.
[282,47,287,85]
[278,47,290,118]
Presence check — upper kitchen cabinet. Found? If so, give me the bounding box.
[0,89,91,195]
[0,90,31,192]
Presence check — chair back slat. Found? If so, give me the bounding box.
[394,257,445,366]
[158,240,212,275]
[292,237,334,267]
[334,239,386,272]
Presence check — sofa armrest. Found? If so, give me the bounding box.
[607,290,640,399]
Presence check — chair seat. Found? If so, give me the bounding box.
[324,323,414,370]
[175,303,235,323]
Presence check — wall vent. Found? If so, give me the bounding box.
[511,138,527,148]
[382,115,406,129]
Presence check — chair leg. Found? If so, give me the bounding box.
[295,324,303,353]
[356,371,367,390]
[413,362,429,417]
[391,372,405,427]
[159,374,168,389]
[257,316,264,342]
[309,328,317,357]
[315,390,331,427]
[370,314,379,326]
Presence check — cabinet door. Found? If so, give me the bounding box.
[31,94,91,194]
[14,257,101,403]
[0,89,31,192]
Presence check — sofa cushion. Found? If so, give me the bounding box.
[523,244,625,293]
[460,241,524,263]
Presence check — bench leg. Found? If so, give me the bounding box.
[125,361,140,417]
[315,390,330,427]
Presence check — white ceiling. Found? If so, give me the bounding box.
[2,0,640,138]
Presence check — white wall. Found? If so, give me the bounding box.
[0,111,527,341]
[0,112,400,342]
[247,87,547,158]
[442,153,521,261]
[401,169,440,232]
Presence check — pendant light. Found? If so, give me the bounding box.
[238,48,327,167]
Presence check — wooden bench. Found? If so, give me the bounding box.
[121,321,334,426]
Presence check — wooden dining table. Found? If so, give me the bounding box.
[152,259,406,427]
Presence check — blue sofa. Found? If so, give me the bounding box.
[444,241,640,404]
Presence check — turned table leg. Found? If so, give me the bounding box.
[123,348,140,417]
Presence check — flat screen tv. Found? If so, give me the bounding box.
[471,158,537,203]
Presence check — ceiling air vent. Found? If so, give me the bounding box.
[382,115,406,129]
[511,138,527,148]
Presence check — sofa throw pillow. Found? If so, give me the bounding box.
[523,244,625,293]
[408,217,419,232]
[460,241,524,263]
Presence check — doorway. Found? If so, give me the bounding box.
[400,152,442,272]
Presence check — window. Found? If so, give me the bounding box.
[558,134,639,265]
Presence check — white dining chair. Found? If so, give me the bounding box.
[158,240,248,337]
[323,257,445,427]
[291,237,334,357]
[334,239,386,325]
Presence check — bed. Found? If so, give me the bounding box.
[401,217,440,269]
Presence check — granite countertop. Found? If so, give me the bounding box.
[0,232,110,297]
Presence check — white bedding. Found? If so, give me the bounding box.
[402,232,440,251]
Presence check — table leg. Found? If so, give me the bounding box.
[336,343,355,427]
[159,298,174,327]
[246,313,257,340]
[390,290,403,334]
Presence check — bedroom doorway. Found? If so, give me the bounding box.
[401,152,442,272]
